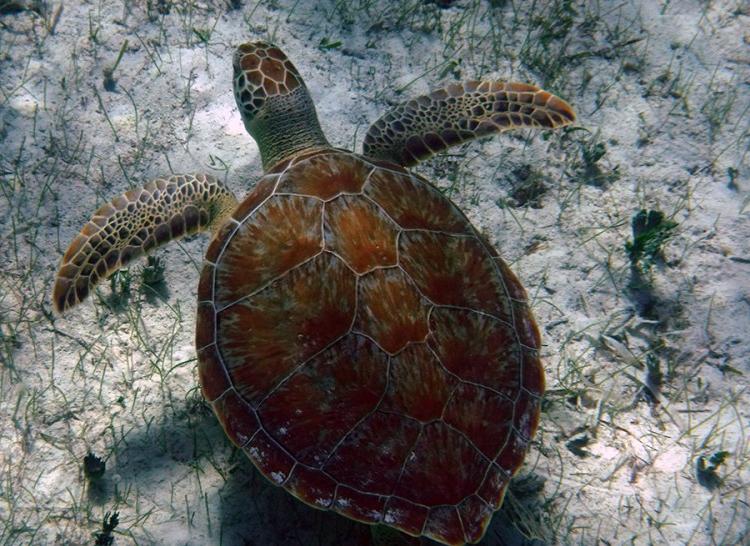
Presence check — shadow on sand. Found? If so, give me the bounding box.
[94,397,547,546]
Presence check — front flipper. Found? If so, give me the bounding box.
[53,174,238,313]
[363,81,576,167]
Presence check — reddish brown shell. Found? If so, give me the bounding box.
[196,150,544,546]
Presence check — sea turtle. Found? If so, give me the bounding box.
[53,41,575,545]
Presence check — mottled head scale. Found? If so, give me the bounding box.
[233,41,329,169]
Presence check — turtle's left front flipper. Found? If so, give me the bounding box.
[363,80,575,167]
[53,174,238,313]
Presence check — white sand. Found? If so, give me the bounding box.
[1,1,748,544]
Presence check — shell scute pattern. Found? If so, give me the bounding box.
[380,343,456,422]
[216,251,356,406]
[211,388,260,447]
[324,411,421,496]
[443,382,514,459]
[383,496,429,536]
[399,230,514,321]
[477,463,511,505]
[324,194,399,274]
[335,484,387,524]
[50,39,578,545]
[394,421,488,506]
[354,268,431,354]
[196,343,230,402]
[244,428,296,482]
[258,333,387,467]
[286,464,337,508]
[215,193,323,307]
[364,168,470,234]
[277,151,370,199]
[428,307,522,399]
[197,149,544,544]
[458,496,494,543]
[425,506,464,546]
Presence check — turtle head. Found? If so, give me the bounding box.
[233,41,329,170]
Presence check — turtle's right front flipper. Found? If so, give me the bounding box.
[53,174,238,313]
[363,80,575,167]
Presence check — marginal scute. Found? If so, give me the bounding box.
[286,464,337,509]
[457,495,494,543]
[244,429,296,485]
[512,391,541,442]
[492,256,528,300]
[230,174,278,224]
[477,463,511,507]
[424,506,465,546]
[195,302,215,350]
[196,262,214,303]
[212,388,260,447]
[258,334,387,467]
[495,431,529,476]
[382,497,429,537]
[521,348,544,395]
[197,344,230,402]
[334,485,386,524]
[513,299,542,349]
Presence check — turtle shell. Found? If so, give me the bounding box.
[195,149,544,546]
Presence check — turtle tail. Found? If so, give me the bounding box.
[53,174,238,313]
[362,81,575,167]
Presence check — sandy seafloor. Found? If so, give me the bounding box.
[1,1,748,545]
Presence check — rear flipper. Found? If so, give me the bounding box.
[53,174,238,313]
[363,81,576,167]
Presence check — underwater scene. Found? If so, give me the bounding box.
[0,1,748,545]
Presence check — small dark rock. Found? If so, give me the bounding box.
[84,452,106,480]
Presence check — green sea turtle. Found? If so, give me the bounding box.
[53,41,575,545]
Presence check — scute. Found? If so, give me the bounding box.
[258,333,387,467]
[216,251,356,405]
[324,411,421,496]
[276,151,371,199]
[393,421,487,506]
[354,267,430,353]
[380,344,456,422]
[196,149,544,546]
[214,193,323,307]
[427,306,523,398]
[399,230,514,321]
[365,167,470,234]
[324,194,399,273]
